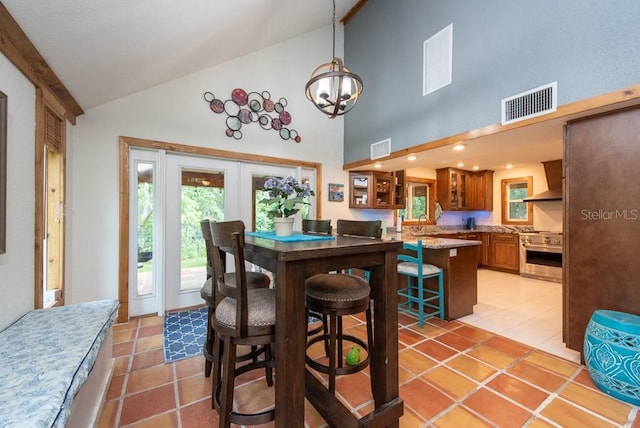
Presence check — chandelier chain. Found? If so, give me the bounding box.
[332,0,336,60]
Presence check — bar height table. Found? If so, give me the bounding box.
[243,234,404,427]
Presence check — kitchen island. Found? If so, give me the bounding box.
[403,237,481,320]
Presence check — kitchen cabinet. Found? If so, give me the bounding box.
[436,168,493,211]
[392,169,406,209]
[436,168,468,210]
[349,170,405,209]
[481,233,491,266]
[487,233,519,273]
[469,170,494,210]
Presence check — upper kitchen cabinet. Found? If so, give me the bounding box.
[469,170,494,211]
[437,168,468,211]
[349,170,405,209]
[436,168,493,211]
[392,170,406,209]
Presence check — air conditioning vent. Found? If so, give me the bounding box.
[501,82,557,125]
[370,139,391,160]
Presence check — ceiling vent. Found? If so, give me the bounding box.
[370,138,391,160]
[501,82,557,125]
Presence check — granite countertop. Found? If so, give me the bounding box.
[403,237,482,249]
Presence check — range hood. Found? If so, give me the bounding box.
[523,159,563,202]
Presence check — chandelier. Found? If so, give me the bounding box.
[305,0,363,118]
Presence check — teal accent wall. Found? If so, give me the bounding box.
[343,0,640,164]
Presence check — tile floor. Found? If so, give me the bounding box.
[459,269,580,363]
[98,270,640,427]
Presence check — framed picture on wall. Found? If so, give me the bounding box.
[328,183,344,202]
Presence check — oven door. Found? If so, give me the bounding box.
[519,243,562,282]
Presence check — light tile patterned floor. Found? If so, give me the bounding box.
[98,270,640,427]
[460,269,579,363]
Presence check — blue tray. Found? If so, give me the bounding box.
[245,231,335,242]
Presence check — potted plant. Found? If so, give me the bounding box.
[259,176,315,236]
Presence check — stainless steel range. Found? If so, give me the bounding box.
[519,231,562,283]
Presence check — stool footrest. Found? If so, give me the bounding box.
[306,334,370,375]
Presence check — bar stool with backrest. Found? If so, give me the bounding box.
[304,219,381,393]
[302,218,333,235]
[209,220,276,427]
[397,239,444,327]
[199,219,271,377]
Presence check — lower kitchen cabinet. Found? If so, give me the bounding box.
[487,233,519,273]
[430,231,519,272]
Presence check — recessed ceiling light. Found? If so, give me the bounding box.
[453,144,466,151]
[407,155,417,161]
[374,163,382,168]
[506,164,513,169]
[457,162,464,168]
[472,165,479,171]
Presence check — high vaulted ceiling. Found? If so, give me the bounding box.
[3,1,638,172]
[1,0,361,111]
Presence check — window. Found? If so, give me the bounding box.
[501,177,533,225]
[397,177,436,225]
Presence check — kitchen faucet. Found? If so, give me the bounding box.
[417,213,427,232]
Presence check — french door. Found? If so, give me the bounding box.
[129,149,161,316]
[164,153,240,310]
[128,149,316,316]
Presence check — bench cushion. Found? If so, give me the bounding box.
[0,299,119,428]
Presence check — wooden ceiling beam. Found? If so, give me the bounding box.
[341,0,368,25]
[0,2,83,122]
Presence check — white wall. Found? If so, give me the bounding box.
[67,26,355,304]
[0,53,36,330]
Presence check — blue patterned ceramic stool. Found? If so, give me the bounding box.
[584,310,640,405]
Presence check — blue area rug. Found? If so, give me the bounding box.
[163,307,207,363]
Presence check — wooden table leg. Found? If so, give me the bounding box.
[274,260,307,427]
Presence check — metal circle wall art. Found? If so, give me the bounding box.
[203,89,302,142]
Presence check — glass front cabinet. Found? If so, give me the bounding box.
[436,167,493,211]
[349,170,405,209]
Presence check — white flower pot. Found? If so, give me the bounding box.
[274,217,294,236]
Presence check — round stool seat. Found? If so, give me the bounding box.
[584,309,640,405]
[305,273,372,386]
[305,273,370,311]
[200,271,271,378]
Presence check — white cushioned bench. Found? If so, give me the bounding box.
[0,299,119,428]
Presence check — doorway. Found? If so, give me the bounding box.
[124,140,320,319]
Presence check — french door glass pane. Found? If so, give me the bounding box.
[252,175,312,232]
[136,162,154,297]
[180,169,225,291]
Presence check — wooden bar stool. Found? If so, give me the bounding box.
[199,219,270,377]
[397,240,444,327]
[304,219,380,393]
[209,220,276,427]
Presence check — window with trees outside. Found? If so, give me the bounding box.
[252,175,312,231]
[501,176,533,225]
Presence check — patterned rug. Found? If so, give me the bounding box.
[163,307,208,363]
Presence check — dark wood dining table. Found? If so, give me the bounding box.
[243,233,404,427]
